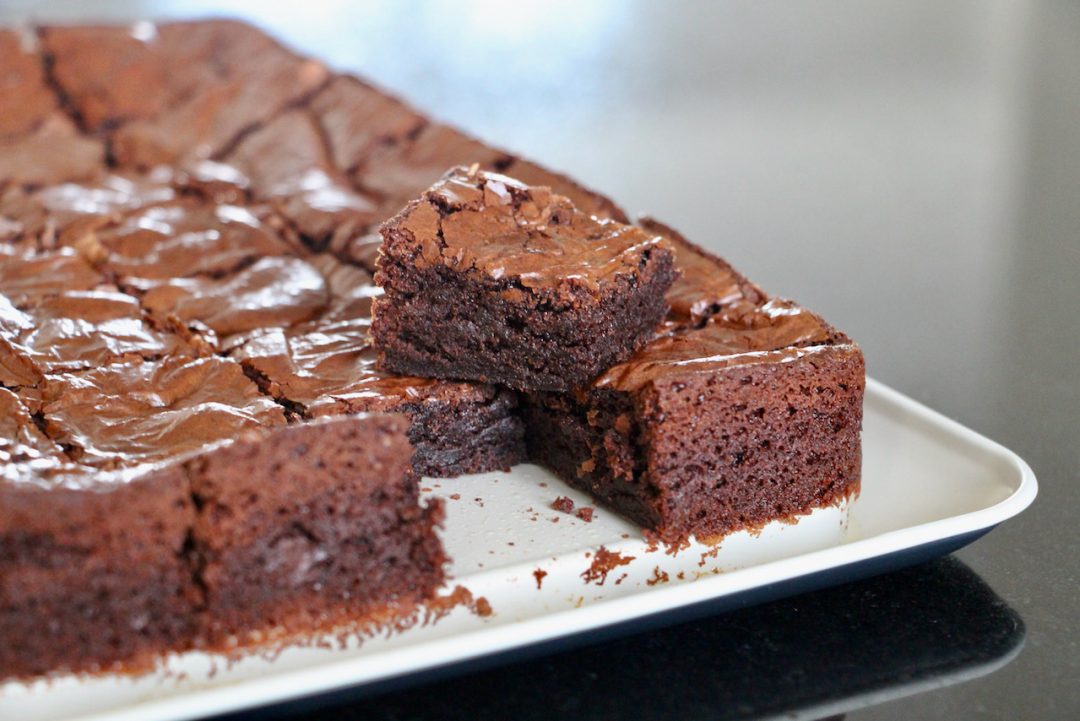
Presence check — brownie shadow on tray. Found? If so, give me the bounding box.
[214,556,1024,721]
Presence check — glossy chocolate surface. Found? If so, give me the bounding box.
[594,299,840,391]
[3,290,204,372]
[229,254,487,415]
[0,387,62,463]
[40,356,284,468]
[388,166,669,291]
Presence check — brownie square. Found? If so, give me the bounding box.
[0,388,197,678]
[372,166,677,392]
[189,414,447,648]
[522,224,865,541]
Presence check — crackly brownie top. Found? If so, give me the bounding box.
[594,299,848,392]
[39,356,285,469]
[0,29,61,138]
[381,166,670,291]
[233,320,490,416]
[230,255,489,414]
[1,289,210,374]
[0,247,105,306]
[125,256,330,335]
[0,387,63,465]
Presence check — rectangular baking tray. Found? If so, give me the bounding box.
[0,378,1038,721]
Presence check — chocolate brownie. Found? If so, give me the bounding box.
[522,221,864,541]
[190,413,446,648]
[0,385,199,679]
[372,167,677,391]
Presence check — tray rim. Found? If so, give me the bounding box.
[9,377,1039,721]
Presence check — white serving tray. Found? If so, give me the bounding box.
[0,378,1037,721]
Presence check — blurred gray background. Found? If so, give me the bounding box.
[3,2,1077,719]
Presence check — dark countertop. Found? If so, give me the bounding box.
[6,2,1077,719]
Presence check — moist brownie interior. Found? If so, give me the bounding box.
[0,19,864,680]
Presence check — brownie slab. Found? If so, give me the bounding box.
[372,167,677,392]
[0,16,865,681]
[1,405,445,677]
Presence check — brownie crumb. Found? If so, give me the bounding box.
[698,546,720,567]
[551,496,574,514]
[643,529,692,556]
[575,507,594,523]
[581,546,635,586]
[647,567,670,586]
[533,569,547,590]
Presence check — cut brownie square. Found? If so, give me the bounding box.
[522,235,864,542]
[372,166,677,392]
[190,413,446,647]
[2,385,446,676]
[0,389,198,678]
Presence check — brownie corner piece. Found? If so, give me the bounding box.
[372,166,677,392]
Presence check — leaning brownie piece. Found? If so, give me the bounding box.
[373,167,677,392]
[522,222,865,541]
